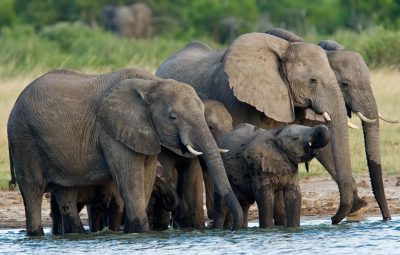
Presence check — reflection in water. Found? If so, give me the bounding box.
[0,217,399,255]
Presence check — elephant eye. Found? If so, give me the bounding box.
[208,125,214,131]
[170,112,177,120]
[309,78,318,85]
[341,81,349,87]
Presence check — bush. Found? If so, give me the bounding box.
[304,27,400,69]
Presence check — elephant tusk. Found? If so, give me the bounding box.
[378,113,400,123]
[347,121,360,129]
[308,141,312,147]
[322,112,331,122]
[356,112,377,123]
[186,144,203,155]
[218,148,229,153]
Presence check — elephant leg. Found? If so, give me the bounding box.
[104,182,125,232]
[87,204,104,232]
[11,139,46,236]
[283,185,301,227]
[256,185,274,228]
[175,158,205,229]
[50,193,64,235]
[200,158,214,220]
[102,137,150,233]
[316,147,367,214]
[212,192,229,229]
[241,203,251,228]
[273,191,287,227]
[52,187,85,234]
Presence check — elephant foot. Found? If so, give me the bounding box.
[348,196,368,215]
[27,227,44,236]
[124,218,149,233]
[63,216,85,234]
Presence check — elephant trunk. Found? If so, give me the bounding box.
[316,84,354,224]
[189,123,243,230]
[356,90,391,220]
[309,125,331,149]
[362,121,391,220]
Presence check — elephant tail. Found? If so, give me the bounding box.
[8,140,16,190]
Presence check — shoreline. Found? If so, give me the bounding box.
[0,175,399,230]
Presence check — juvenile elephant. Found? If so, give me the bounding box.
[157,97,233,228]
[7,68,243,236]
[266,28,394,220]
[213,124,331,228]
[51,162,179,234]
[156,33,354,224]
[102,3,152,39]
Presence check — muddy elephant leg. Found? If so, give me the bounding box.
[52,187,85,234]
[12,139,46,236]
[50,193,64,235]
[200,158,214,220]
[103,182,125,232]
[87,204,104,232]
[283,185,301,227]
[256,185,274,228]
[273,191,287,227]
[316,147,367,214]
[241,203,251,228]
[212,192,229,229]
[175,158,205,229]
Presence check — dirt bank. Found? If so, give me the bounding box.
[0,175,399,229]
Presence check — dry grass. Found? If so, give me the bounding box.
[0,69,399,188]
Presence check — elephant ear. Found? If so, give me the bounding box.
[97,78,161,155]
[224,33,295,123]
[243,138,295,176]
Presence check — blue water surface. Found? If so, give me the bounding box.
[0,216,399,255]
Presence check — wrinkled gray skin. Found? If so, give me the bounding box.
[266,28,391,221]
[157,97,233,228]
[213,124,331,228]
[102,3,152,39]
[156,32,354,225]
[51,162,179,234]
[7,68,243,236]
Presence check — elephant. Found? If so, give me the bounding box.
[213,123,331,228]
[50,162,179,234]
[156,32,354,225]
[102,3,152,39]
[7,67,243,236]
[157,96,233,229]
[265,27,394,221]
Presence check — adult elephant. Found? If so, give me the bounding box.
[7,68,243,236]
[158,97,233,229]
[266,28,394,221]
[156,32,353,224]
[102,3,152,39]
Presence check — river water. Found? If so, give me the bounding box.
[0,216,399,254]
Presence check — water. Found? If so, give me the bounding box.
[1,216,399,255]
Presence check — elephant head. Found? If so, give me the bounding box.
[319,39,398,220]
[243,124,331,175]
[203,98,233,144]
[223,33,353,223]
[97,77,243,229]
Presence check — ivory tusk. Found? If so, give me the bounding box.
[378,113,400,123]
[356,112,377,123]
[186,145,203,155]
[308,141,312,147]
[347,121,360,129]
[218,148,229,153]
[322,112,331,122]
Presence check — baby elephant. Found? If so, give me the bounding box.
[213,124,330,228]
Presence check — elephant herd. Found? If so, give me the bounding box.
[7,28,398,236]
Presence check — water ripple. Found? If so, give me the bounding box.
[0,216,399,255]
